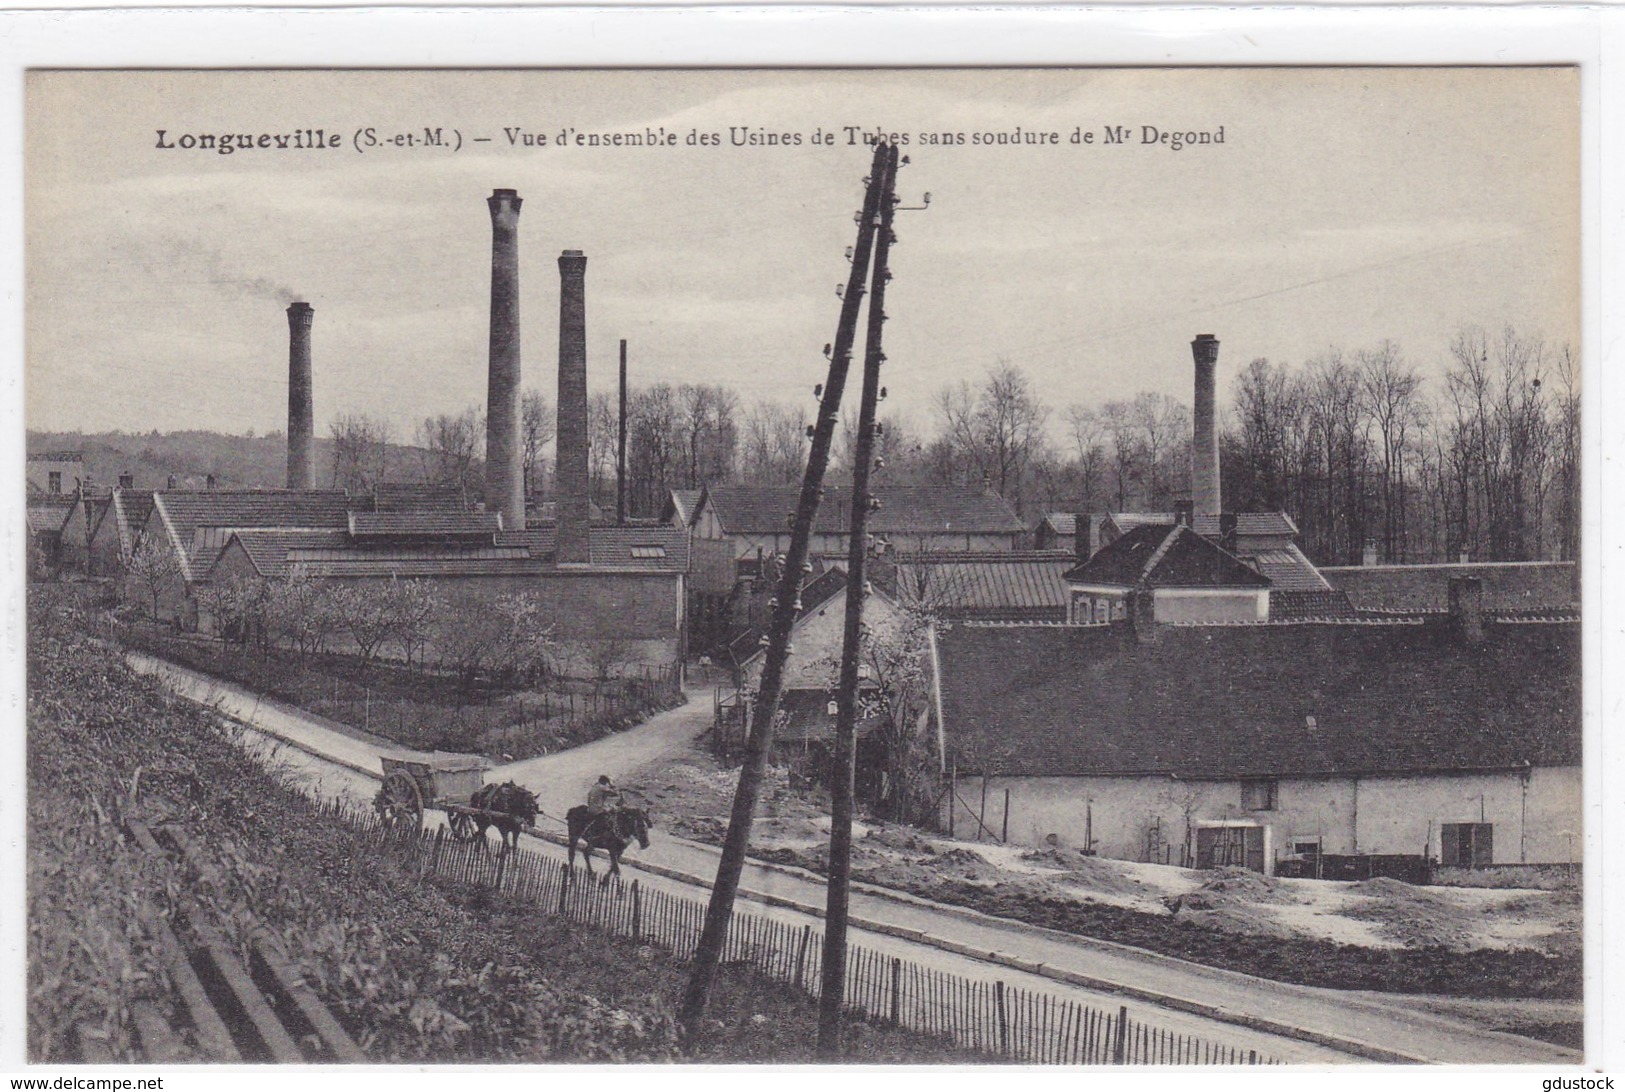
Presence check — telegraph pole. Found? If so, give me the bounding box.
[816,141,900,1059]
[680,141,892,1038]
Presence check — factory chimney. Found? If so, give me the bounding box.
[286,302,314,491]
[1190,334,1221,529]
[556,250,590,564]
[486,189,525,530]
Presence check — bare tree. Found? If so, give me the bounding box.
[1358,343,1423,562]
[738,399,809,485]
[414,406,484,504]
[329,413,393,494]
[126,530,183,621]
[520,389,554,501]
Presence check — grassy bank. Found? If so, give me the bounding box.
[28,596,973,1063]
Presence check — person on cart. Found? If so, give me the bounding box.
[585,775,622,839]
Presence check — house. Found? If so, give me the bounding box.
[1084,512,1176,560]
[26,496,76,574]
[881,551,1074,624]
[690,483,1027,560]
[1063,523,1271,626]
[661,489,704,528]
[932,585,1580,873]
[26,451,83,497]
[56,490,113,575]
[205,519,692,672]
[86,488,156,576]
[1032,513,1076,554]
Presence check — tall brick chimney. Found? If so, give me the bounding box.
[286,302,314,491]
[556,249,590,564]
[486,189,525,530]
[1191,334,1221,527]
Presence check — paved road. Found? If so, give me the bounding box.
[128,652,1579,1065]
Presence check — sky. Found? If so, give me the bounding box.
[25,67,1579,442]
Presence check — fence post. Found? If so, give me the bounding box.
[890,957,902,1026]
[631,879,642,941]
[793,924,813,990]
[1113,1005,1128,1064]
[1002,788,1010,844]
[995,981,1009,1058]
[429,826,445,875]
[1249,1049,1257,1066]
[558,862,570,915]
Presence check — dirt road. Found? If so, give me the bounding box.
[127,652,1578,1065]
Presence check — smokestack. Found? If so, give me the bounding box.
[286,302,314,490]
[556,249,590,564]
[1191,334,1221,527]
[486,189,525,530]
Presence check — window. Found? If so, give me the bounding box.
[47,472,61,494]
[1240,779,1277,811]
[629,545,666,560]
[1439,822,1493,869]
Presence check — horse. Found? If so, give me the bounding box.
[468,781,539,854]
[566,804,653,880]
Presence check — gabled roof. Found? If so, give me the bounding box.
[218,530,353,579]
[26,504,71,535]
[699,484,1025,537]
[110,489,156,560]
[886,552,1072,623]
[152,490,361,581]
[349,511,503,538]
[1065,524,1270,589]
[373,483,468,512]
[936,621,1580,779]
[1037,513,1077,536]
[664,489,703,526]
[1241,543,1331,592]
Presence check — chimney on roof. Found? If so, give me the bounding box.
[205,474,216,491]
[166,474,177,490]
[485,189,525,531]
[1448,575,1485,645]
[118,471,133,490]
[556,249,590,564]
[1362,541,1378,567]
[286,302,314,490]
[1129,586,1158,644]
[1073,513,1090,566]
[1191,334,1221,526]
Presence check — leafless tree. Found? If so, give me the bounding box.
[520,388,554,501]
[329,413,394,494]
[414,405,484,504]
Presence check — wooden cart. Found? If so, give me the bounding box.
[373,750,494,840]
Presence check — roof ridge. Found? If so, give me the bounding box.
[1138,524,1185,585]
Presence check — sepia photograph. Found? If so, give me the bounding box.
[15,55,1600,1073]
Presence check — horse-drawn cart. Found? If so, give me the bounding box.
[373,751,495,841]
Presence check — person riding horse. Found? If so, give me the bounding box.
[584,775,621,840]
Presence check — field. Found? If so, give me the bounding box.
[26,593,975,1063]
[631,747,1583,1040]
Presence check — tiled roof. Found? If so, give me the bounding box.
[111,490,156,559]
[349,511,503,538]
[584,526,691,571]
[936,620,1581,779]
[153,490,362,581]
[1243,544,1331,592]
[665,489,703,525]
[1269,589,1360,620]
[373,484,468,512]
[1321,561,1578,614]
[1106,512,1176,534]
[1192,511,1300,540]
[888,552,1072,622]
[221,530,352,579]
[701,485,1025,536]
[1065,524,1270,589]
[1038,513,1077,536]
[26,505,71,535]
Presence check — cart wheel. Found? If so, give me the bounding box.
[375,770,423,834]
[449,811,478,843]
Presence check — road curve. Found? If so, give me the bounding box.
[126,651,1577,1066]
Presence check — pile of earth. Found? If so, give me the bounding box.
[1160,867,1302,940]
[1346,876,1498,951]
[1018,847,1159,900]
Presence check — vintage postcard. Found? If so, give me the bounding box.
[16,58,1600,1077]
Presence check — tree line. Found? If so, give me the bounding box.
[335,322,1577,566]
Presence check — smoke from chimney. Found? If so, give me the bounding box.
[286,302,314,490]
[485,189,525,530]
[556,249,590,564]
[1190,334,1221,525]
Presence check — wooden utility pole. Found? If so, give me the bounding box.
[617,338,628,525]
[680,141,891,1037]
[816,141,899,1060]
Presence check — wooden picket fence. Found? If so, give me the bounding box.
[334,802,1279,1065]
